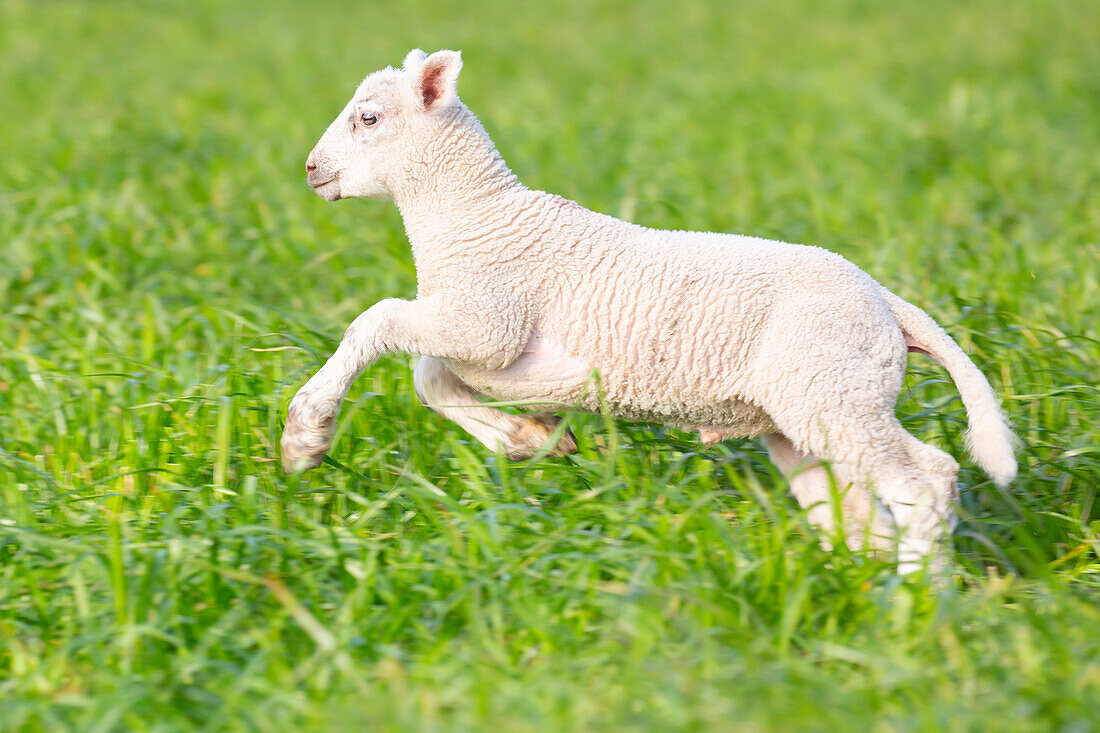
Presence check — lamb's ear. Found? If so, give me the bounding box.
[415,50,462,110]
[403,48,427,71]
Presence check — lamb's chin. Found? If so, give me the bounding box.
[312,181,341,201]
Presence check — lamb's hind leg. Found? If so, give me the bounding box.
[762,433,896,554]
[881,434,960,573]
[771,408,957,573]
[413,356,576,460]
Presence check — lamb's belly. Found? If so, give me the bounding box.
[449,333,776,438]
[599,389,776,439]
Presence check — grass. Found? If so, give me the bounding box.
[2,0,1099,729]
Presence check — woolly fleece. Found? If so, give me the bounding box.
[281,50,1017,571]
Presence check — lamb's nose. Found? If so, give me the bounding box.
[306,160,317,173]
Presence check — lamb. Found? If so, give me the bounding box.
[281,49,1017,572]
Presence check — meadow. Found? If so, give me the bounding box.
[1,0,1099,729]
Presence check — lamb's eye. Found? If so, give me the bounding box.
[360,112,379,127]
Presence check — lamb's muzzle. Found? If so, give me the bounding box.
[304,152,340,198]
[281,48,1018,574]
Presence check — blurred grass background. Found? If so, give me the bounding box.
[1,0,1099,730]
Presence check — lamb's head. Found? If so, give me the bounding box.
[305,49,464,201]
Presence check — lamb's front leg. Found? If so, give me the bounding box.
[281,295,526,472]
[413,356,576,459]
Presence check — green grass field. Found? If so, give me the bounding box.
[2,0,1099,729]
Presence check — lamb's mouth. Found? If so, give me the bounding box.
[308,175,341,200]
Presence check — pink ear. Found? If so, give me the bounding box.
[417,50,462,110]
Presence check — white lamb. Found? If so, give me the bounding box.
[281,49,1017,571]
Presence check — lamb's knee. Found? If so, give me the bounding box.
[281,393,339,472]
[907,438,959,477]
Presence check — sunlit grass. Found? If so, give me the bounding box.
[1,0,1099,730]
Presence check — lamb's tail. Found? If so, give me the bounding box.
[881,287,1018,487]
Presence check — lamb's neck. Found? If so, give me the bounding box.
[393,111,525,258]
[396,165,520,244]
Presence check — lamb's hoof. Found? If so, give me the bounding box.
[505,414,577,461]
[699,429,725,446]
[281,406,336,474]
